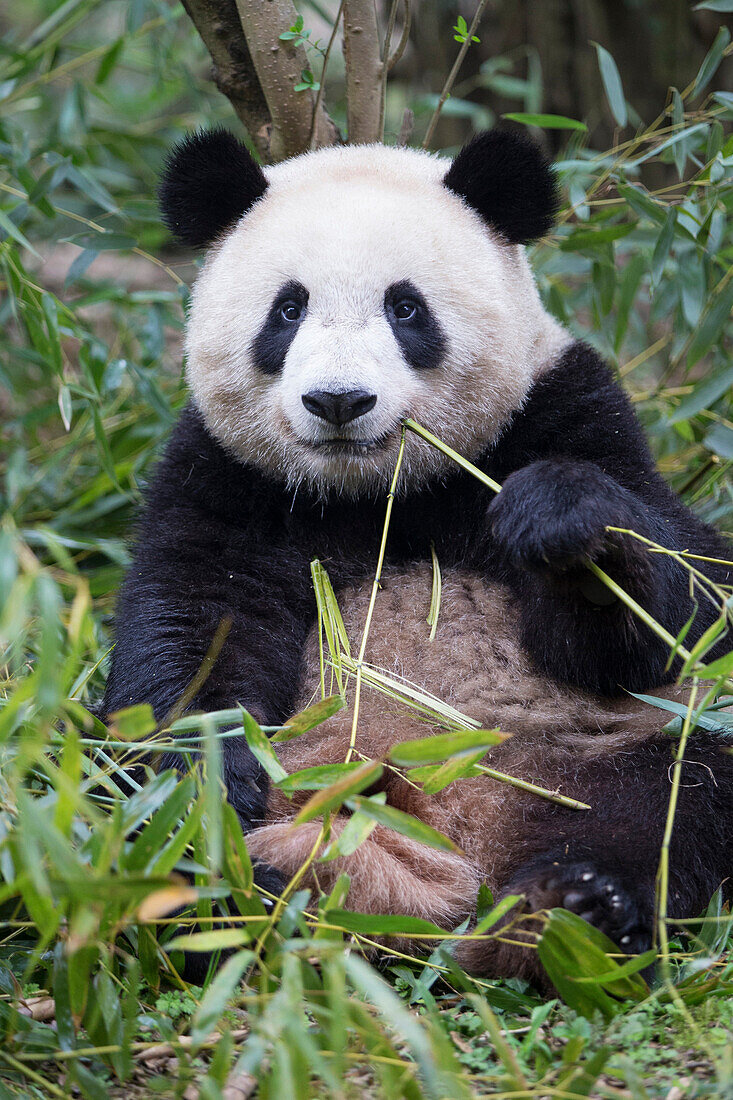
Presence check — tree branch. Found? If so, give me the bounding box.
[180,0,272,159]
[378,0,411,140]
[234,0,340,161]
[343,0,383,144]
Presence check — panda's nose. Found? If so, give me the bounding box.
[302,389,377,427]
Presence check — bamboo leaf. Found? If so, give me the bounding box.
[502,112,588,130]
[277,761,366,793]
[190,952,254,1048]
[293,760,383,824]
[241,708,288,783]
[592,42,627,127]
[273,694,345,742]
[390,728,507,765]
[168,930,253,952]
[347,796,458,852]
[326,910,448,937]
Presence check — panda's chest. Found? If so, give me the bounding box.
[295,563,639,742]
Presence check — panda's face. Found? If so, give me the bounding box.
[182,142,566,497]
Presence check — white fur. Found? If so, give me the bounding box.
[186,143,569,496]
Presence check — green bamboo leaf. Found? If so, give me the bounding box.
[694,0,733,8]
[592,42,627,127]
[293,760,383,824]
[347,796,458,852]
[418,751,487,794]
[703,422,733,461]
[62,232,135,251]
[628,692,730,733]
[572,948,657,983]
[58,383,73,431]
[473,893,523,935]
[390,728,506,765]
[168,930,253,952]
[668,364,733,424]
[319,805,379,861]
[109,703,156,740]
[686,282,733,369]
[120,772,181,835]
[651,208,676,287]
[125,777,195,871]
[222,801,255,894]
[95,37,124,84]
[671,88,687,178]
[538,910,648,1017]
[273,694,345,742]
[0,209,41,257]
[150,798,205,877]
[190,951,254,1047]
[326,910,448,937]
[502,112,587,130]
[241,707,288,783]
[277,761,366,793]
[41,293,63,375]
[692,25,731,96]
[558,223,634,251]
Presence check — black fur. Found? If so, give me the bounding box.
[384,280,447,371]
[103,339,733,930]
[159,129,268,249]
[251,280,309,375]
[502,731,733,952]
[444,130,558,244]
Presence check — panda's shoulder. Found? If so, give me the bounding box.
[528,340,627,413]
[140,402,282,527]
[508,339,642,444]
[486,339,657,487]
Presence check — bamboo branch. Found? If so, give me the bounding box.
[179,0,272,159]
[343,0,384,143]
[234,0,340,160]
[310,0,346,150]
[422,0,490,150]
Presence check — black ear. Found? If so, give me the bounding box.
[443,129,558,245]
[159,128,268,248]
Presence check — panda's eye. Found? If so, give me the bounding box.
[280,301,303,323]
[393,299,418,321]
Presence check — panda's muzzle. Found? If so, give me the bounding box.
[302,389,377,427]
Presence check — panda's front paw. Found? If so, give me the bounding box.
[506,858,653,955]
[488,459,644,574]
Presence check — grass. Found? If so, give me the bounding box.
[2,1,733,1096]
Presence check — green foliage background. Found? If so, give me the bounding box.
[1,1,733,1097]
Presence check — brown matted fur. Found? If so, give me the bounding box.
[245,564,690,968]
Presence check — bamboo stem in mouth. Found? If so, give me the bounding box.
[345,424,408,764]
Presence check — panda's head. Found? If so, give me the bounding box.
[160,129,567,497]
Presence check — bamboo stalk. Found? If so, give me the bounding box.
[473,764,590,811]
[421,0,489,150]
[345,426,408,763]
[402,418,502,493]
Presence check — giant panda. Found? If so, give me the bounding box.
[103,127,733,984]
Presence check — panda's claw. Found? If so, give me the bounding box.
[505,858,653,955]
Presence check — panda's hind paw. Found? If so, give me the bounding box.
[508,858,652,955]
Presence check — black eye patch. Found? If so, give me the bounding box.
[384,280,447,371]
[251,280,309,375]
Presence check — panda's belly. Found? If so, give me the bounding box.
[274,563,675,782]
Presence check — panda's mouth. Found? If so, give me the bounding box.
[311,437,385,456]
